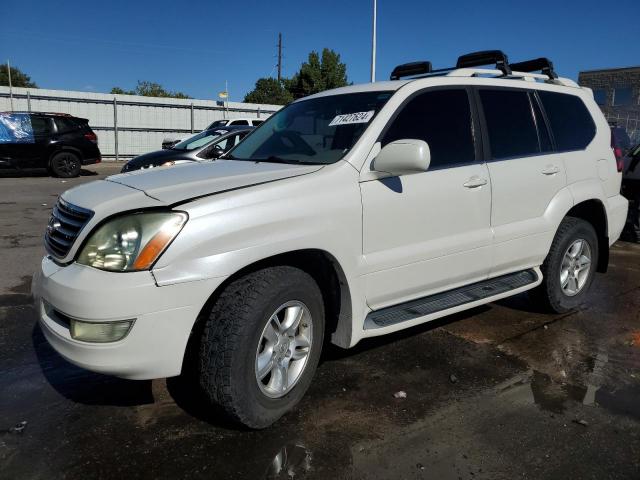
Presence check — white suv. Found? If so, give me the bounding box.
[32,51,628,428]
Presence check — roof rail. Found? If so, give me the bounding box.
[390,61,432,80]
[456,50,511,75]
[510,57,558,79]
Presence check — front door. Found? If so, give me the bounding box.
[361,88,493,310]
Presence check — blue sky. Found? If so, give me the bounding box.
[2,0,639,101]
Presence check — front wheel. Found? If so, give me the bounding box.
[199,266,325,429]
[530,217,598,313]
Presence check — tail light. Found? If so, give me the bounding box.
[611,132,624,173]
[84,131,98,144]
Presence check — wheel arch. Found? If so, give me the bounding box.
[565,199,609,272]
[182,249,354,372]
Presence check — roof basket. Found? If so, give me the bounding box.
[390,61,432,80]
[456,50,511,75]
[510,57,558,79]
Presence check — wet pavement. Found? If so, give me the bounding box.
[1,164,639,479]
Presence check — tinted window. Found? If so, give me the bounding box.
[538,91,596,151]
[230,120,249,125]
[252,120,264,126]
[479,89,540,159]
[54,117,77,133]
[613,87,633,106]
[531,93,553,153]
[31,116,53,136]
[382,89,475,169]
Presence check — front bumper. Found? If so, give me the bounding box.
[32,256,226,380]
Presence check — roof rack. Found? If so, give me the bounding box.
[389,51,578,87]
[390,61,432,80]
[456,50,512,75]
[509,57,558,79]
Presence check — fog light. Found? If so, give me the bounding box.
[70,319,134,343]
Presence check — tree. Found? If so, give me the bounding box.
[286,48,348,99]
[0,65,37,88]
[244,77,293,105]
[110,80,191,98]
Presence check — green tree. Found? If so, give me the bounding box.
[244,77,293,105]
[286,48,348,99]
[0,65,37,88]
[110,80,191,98]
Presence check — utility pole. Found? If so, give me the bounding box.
[370,0,377,83]
[277,33,283,82]
[7,60,14,111]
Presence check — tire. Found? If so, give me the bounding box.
[199,266,325,429]
[49,151,81,178]
[530,217,599,313]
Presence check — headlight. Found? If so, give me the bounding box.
[77,212,187,271]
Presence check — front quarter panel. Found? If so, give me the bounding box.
[153,162,364,291]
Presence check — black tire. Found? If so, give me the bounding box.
[530,217,599,313]
[199,266,325,429]
[49,151,81,178]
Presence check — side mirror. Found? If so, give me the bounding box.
[372,139,431,176]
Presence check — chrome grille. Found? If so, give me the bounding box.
[44,198,93,259]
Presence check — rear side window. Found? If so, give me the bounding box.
[479,89,540,160]
[31,116,54,136]
[54,117,78,133]
[538,91,596,151]
[230,120,249,126]
[252,120,263,126]
[382,89,476,169]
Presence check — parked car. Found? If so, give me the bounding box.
[122,126,253,172]
[162,118,265,149]
[611,125,632,171]
[621,142,640,241]
[32,51,628,429]
[0,112,101,177]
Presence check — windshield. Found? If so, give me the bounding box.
[226,91,393,164]
[172,130,225,150]
[206,120,229,129]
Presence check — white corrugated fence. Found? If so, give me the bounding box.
[0,86,281,159]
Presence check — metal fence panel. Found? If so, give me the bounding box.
[0,86,281,159]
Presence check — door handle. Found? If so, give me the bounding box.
[463,176,488,188]
[541,165,560,175]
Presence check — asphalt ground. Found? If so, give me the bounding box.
[1,163,639,479]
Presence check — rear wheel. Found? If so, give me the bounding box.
[49,151,81,178]
[198,266,325,429]
[530,217,598,313]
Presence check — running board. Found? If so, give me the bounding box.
[364,269,538,330]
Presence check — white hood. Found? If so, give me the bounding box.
[107,159,323,205]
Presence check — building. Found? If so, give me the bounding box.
[578,66,640,143]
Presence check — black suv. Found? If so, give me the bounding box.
[0,112,101,177]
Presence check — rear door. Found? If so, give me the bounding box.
[361,87,493,309]
[477,88,567,276]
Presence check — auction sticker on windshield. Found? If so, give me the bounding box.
[329,110,375,126]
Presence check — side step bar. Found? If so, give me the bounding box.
[364,269,539,330]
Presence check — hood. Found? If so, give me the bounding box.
[123,149,197,171]
[107,159,324,205]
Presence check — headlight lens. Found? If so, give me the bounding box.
[77,212,187,271]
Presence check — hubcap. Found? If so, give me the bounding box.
[55,154,78,174]
[560,238,592,296]
[255,301,313,398]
